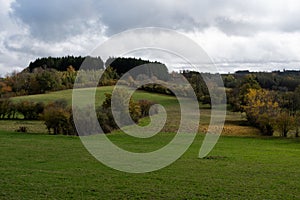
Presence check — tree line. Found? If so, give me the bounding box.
[224,72,300,137]
[0,90,157,135]
[0,56,170,97]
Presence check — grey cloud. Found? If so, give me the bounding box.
[99,0,300,36]
[11,0,300,41]
[11,0,104,42]
[1,0,300,75]
[213,16,266,36]
[95,0,214,35]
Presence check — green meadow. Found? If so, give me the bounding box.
[12,86,177,107]
[1,86,300,199]
[1,131,300,199]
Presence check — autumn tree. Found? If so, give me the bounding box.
[60,65,77,89]
[0,83,11,98]
[41,100,75,135]
[99,66,119,86]
[243,88,280,135]
[275,111,295,137]
[228,74,261,111]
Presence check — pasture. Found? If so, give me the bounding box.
[1,130,300,199]
[1,86,299,199]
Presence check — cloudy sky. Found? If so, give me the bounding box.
[1,0,300,75]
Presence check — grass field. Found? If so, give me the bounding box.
[12,86,178,107]
[1,130,300,199]
[3,86,296,199]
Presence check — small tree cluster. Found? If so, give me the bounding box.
[275,111,295,137]
[243,88,300,137]
[38,90,157,135]
[16,101,45,120]
[0,99,44,120]
[0,99,16,119]
[97,89,158,133]
[41,100,76,135]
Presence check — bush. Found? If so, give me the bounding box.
[139,84,174,96]
[97,89,142,132]
[41,100,76,135]
[0,99,17,119]
[95,89,161,133]
[96,106,118,133]
[16,101,44,120]
[275,111,295,137]
[138,99,158,117]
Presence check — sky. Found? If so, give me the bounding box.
[1,0,300,75]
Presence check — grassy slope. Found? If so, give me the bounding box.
[1,130,300,199]
[11,86,177,107]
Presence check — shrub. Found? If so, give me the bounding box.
[0,99,15,119]
[41,100,76,135]
[97,89,142,132]
[95,89,161,133]
[139,84,174,96]
[138,99,158,117]
[96,106,118,133]
[16,101,44,120]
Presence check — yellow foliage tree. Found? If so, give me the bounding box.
[243,88,280,135]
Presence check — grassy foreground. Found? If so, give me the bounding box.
[1,130,300,199]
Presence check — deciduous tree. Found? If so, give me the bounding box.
[243,88,279,135]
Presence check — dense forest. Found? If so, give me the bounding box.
[26,56,88,72]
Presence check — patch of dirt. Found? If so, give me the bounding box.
[199,124,261,136]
